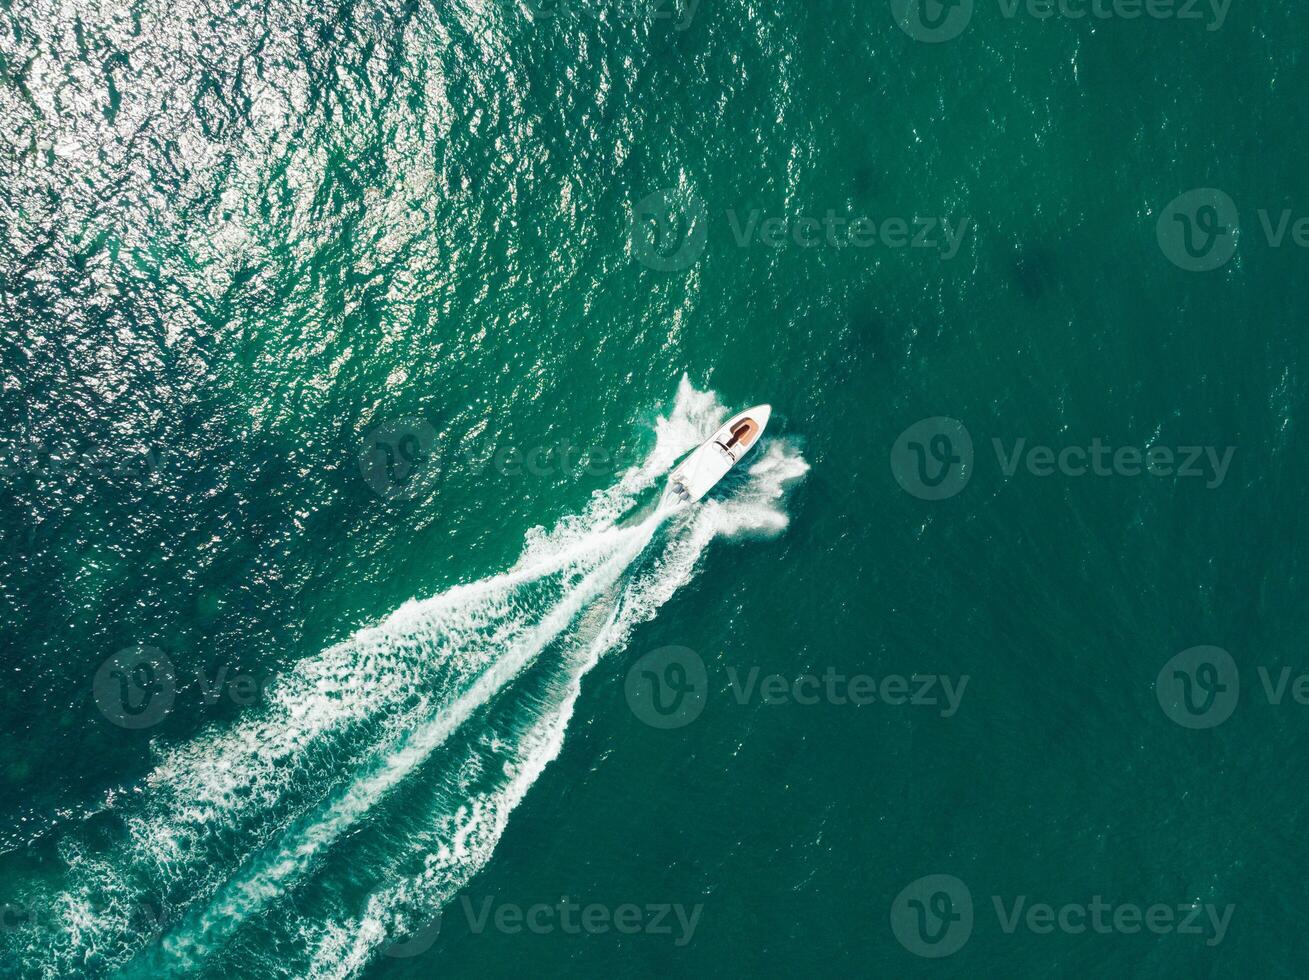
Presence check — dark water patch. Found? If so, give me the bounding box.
[1013,242,1057,301]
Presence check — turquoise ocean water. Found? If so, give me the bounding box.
[3,0,1309,975]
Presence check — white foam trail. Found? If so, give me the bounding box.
[157,521,660,967]
[14,512,644,978]
[8,379,807,980]
[297,388,809,979]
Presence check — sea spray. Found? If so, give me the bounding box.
[154,523,661,968]
[298,426,807,979]
[9,381,807,979]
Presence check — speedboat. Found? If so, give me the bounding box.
[664,405,771,505]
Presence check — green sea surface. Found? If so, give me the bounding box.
[2,0,1308,976]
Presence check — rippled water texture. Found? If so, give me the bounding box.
[5,0,1309,977]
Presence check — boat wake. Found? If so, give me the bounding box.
[2,380,807,978]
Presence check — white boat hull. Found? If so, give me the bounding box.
[665,405,772,504]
